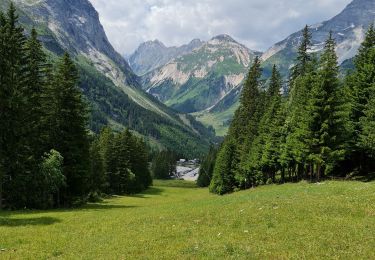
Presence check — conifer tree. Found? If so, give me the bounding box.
[258,66,284,182]
[308,32,348,180]
[52,53,90,205]
[290,25,312,81]
[358,48,375,157]
[1,3,29,208]
[89,139,106,193]
[280,26,315,179]
[197,145,218,187]
[130,137,152,192]
[346,24,375,173]
[209,138,236,194]
[232,57,264,187]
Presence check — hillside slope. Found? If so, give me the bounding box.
[138,0,374,136]
[5,0,216,157]
[1,180,374,258]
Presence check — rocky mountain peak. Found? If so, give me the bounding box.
[210,34,237,44]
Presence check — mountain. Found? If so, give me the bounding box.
[261,0,375,77]
[5,0,216,157]
[140,35,260,133]
[128,39,204,76]
[141,0,374,136]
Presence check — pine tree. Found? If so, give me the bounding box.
[52,53,90,205]
[291,25,312,81]
[209,138,236,195]
[21,28,53,208]
[258,66,284,182]
[280,25,315,180]
[151,150,176,180]
[89,139,106,193]
[1,3,29,208]
[232,57,263,187]
[0,10,5,209]
[130,137,152,192]
[197,145,218,187]
[308,32,348,180]
[346,24,375,173]
[358,48,375,157]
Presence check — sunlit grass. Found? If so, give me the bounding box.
[0,181,374,259]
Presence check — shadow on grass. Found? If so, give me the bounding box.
[0,216,61,227]
[130,187,164,198]
[80,204,137,210]
[352,172,375,182]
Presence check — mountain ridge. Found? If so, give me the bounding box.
[6,0,216,157]
[128,38,204,76]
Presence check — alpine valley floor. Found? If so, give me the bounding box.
[0,180,374,259]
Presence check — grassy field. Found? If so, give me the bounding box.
[1,180,374,259]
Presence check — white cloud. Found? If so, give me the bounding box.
[89,0,352,55]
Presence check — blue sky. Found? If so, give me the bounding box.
[89,0,352,55]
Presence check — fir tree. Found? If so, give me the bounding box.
[346,24,375,173]
[280,26,315,179]
[308,32,348,180]
[1,3,29,208]
[209,138,236,195]
[197,145,218,187]
[358,48,375,157]
[291,25,312,81]
[89,139,106,193]
[52,53,90,205]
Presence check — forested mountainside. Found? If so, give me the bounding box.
[208,25,375,194]
[3,0,216,157]
[132,0,375,136]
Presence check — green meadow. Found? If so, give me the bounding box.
[1,180,374,259]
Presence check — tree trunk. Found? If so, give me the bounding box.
[0,181,2,210]
[317,163,321,182]
[281,169,285,183]
[309,163,313,182]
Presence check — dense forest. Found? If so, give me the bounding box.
[208,25,375,194]
[0,4,152,209]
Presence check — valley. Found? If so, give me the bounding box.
[129,0,375,135]
[1,180,374,259]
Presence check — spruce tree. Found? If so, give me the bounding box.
[89,139,106,193]
[1,3,29,208]
[130,137,152,192]
[308,32,348,180]
[197,145,218,187]
[291,25,312,81]
[232,57,263,187]
[280,25,315,179]
[259,66,284,182]
[346,24,375,173]
[52,53,90,205]
[209,138,236,195]
[358,48,375,157]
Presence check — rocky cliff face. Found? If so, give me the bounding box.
[14,0,137,86]
[141,34,261,114]
[128,39,204,76]
[6,0,216,156]
[261,0,375,76]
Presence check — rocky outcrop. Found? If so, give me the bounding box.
[141,34,260,113]
[129,39,204,76]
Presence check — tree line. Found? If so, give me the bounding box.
[0,4,151,209]
[208,25,375,194]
